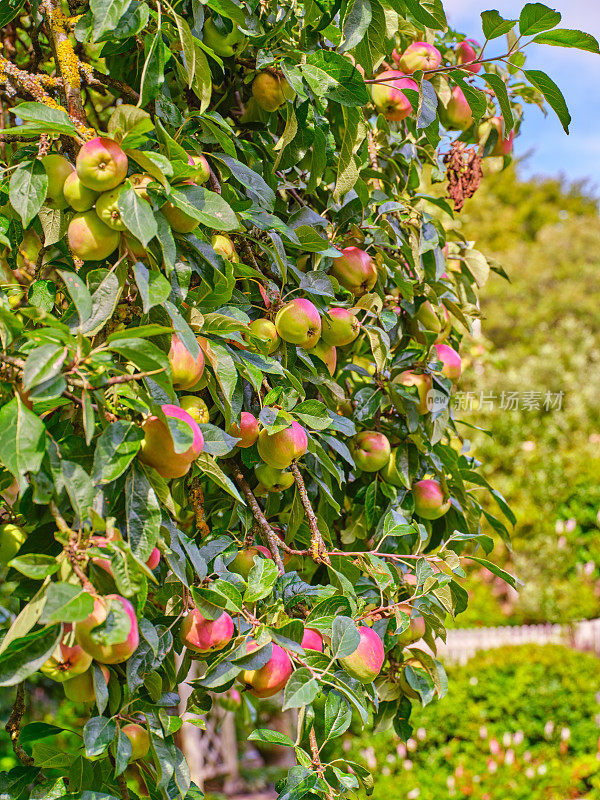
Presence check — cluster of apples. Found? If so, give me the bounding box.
[369,39,514,156]
[42,137,212,263]
[179,601,389,692]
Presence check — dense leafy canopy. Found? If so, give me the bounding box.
[0,0,596,798]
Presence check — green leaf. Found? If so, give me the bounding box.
[449,71,487,123]
[0,582,49,655]
[523,69,571,133]
[205,0,245,25]
[92,421,144,484]
[57,269,93,324]
[81,269,122,336]
[0,626,61,686]
[212,154,275,210]
[40,583,95,623]
[330,616,360,658]
[248,729,295,746]
[7,103,80,137]
[108,104,153,139]
[22,344,67,392]
[20,722,65,745]
[118,183,157,246]
[195,579,244,613]
[303,52,370,107]
[482,73,514,132]
[133,263,171,312]
[468,556,519,589]
[0,0,26,26]
[170,186,239,231]
[324,692,352,740]
[480,10,517,39]
[519,2,561,36]
[0,396,46,487]
[334,106,366,200]
[28,280,56,313]
[532,28,600,53]
[244,557,279,602]
[8,554,60,579]
[404,0,445,28]
[282,667,319,710]
[340,0,372,52]
[196,452,245,503]
[293,400,332,431]
[9,160,47,227]
[125,463,161,562]
[83,716,116,758]
[90,0,132,41]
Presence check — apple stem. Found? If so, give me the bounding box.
[290,462,330,565]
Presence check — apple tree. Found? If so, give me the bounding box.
[0,0,596,798]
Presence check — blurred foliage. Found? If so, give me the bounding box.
[347,644,600,800]
[452,166,600,624]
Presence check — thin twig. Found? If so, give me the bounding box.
[290,462,330,565]
[309,728,334,799]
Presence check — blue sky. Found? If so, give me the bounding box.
[445,0,600,191]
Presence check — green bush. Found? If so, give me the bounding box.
[346,644,600,799]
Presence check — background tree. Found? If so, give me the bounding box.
[0,1,597,799]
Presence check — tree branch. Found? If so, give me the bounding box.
[231,465,286,575]
[41,0,87,126]
[5,684,34,766]
[290,462,330,565]
[309,728,333,799]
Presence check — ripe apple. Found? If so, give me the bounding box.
[370,70,417,122]
[321,308,360,346]
[122,723,150,760]
[252,72,295,112]
[346,355,376,392]
[257,420,308,469]
[63,664,110,703]
[76,137,128,192]
[434,343,461,381]
[479,116,514,157]
[331,247,377,296]
[229,412,259,448]
[397,371,432,415]
[302,628,323,652]
[444,86,473,130]
[75,594,139,664]
[63,171,99,211]
[219,687,242,711]
[189,155,211,184]
[308,340,336,376]
[129,173,153,201]
[0,523,27,564]
[15,229,42,275]
[456,39,481,73]
[179,396,210,425]
[412,479,451,519]
[180,608,234,654]
[339,626,384,684]
[202,18,245,57]
[41,640,93,682]
[275,299,321,349]
[146,547,161,569]
[161,199,199,233]
[139,404,204,480]
[95,187,127,231]
[42,154,74,210]
[254,464,294,492]
[397,42,442,73]
[239,641,293,697]
[248,319,280,354]
[67,211,120,261]
[212,234,238,262]
[415,300,442,332]
[124,766,149,797]
[169,334,205,390]
[350,431,391,472]
[395,603,426,646]
[230,545,272,579]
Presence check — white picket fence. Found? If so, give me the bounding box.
[435,617,600,664]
